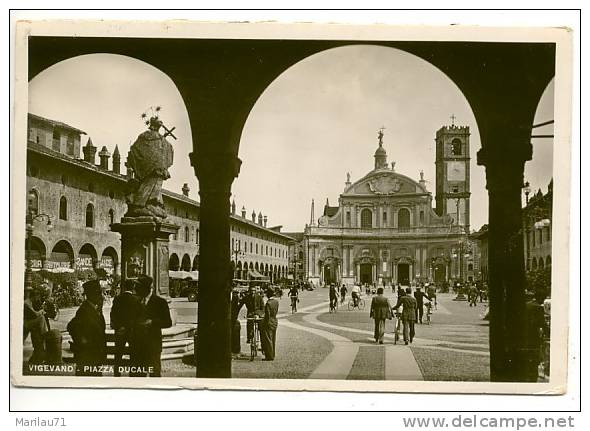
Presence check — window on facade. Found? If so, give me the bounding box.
[382,211,387,225]
[85,203,94,227]
[419,210,425,225]
[346,211,351,226]
[398,208,411,229]
[59,196,68,221]
[108,209,115,224]
[360,208,372,228]
[451,138,462,156]
[195,229,199,244]
[250,242,253,253]
[52,130,60,152]
[185,226,190,243]
[256,244,258,254]
[29,189,39,215]
[66,135,75,156]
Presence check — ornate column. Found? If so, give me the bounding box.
[478,135,530,382]
[190,151,241,378]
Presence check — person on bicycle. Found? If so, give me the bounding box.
[288,285,299,312]
[329,284,339,312]
[425,283,437,309]
[351,284,361,307]
[340,284,348,304]
[241,285,264,343]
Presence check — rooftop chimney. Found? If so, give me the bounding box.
[231,199,236,215]
[258,212,263,226]
[419,170,426,189]
[112,145,121,174]
[182,183,190,197]
[241,206,247,218]
[251,210,256,223]
[263,215,268,228]
[98,146,111,170]
[82,138,97,164]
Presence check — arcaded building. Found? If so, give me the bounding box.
[303,126,474,287]
[25,113,290,283]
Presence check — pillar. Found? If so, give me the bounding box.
[356,263,360,283]
[478,135,530,382]
[190,151,241,378]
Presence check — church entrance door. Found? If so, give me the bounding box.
[323,263,337,285]
[359,263,373,285]
[397,263,410,285]
[434,264,446,283]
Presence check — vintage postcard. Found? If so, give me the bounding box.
[10,19,573,393]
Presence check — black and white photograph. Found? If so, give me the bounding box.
[10,19,572,394]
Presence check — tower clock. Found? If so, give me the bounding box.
[434,122,471,232]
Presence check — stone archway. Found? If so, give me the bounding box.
[28,35,557,380]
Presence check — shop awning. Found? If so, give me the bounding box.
[249,269,269,280]
[169,270,199,281]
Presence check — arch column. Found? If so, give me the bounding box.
[478,131,531,382]
[190,151,241,379]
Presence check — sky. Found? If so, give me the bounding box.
[28,47,554,233]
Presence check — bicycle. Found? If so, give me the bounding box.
[247,316,262,361]
[393,312,402,344]
[290,296,298,313]
[329,296,339,313]
[347,296,365,311]
[425,302,433,325]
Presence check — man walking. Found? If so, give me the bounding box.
[260,288,279,361]
[110,279,142,376]
[67,280,107,376]
[392,287,418,345]
[23,285,49,365]
[131,275,172,377]
[340,284,348,305]
[370,287,392,344]
[414,286,432,324]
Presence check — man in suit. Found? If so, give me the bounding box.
[370,287,392,344]
[260,288,279,361]
[414,286,433,324]
[131,275,172,377]
[392,287,418,345]
[110,279,142,377]
[23,285,49,365]
[67,280,107,376]
[242,285,264,343]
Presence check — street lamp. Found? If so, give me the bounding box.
[231,243,244,279]
[523,181,531,206]
[25,190,53,292]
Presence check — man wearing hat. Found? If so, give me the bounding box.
[23,285,49,364]
[67,279,107,376]
[110,279,142,377]
[130,274,172,377]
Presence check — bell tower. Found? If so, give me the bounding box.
[434,117,471,232]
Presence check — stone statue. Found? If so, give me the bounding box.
[346,172,351,183]
[125,116,174,219]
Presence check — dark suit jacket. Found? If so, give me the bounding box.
[134,294,173,353]
[67,300,107,364]
[370,295,392,320]
[110,291,141,331]
[243,292,264,316]
[414,290,431,306]
[392,295,418,322]
[262,297,279,330]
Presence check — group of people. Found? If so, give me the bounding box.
[231,285,280,361]
[67,275,172,377]
[368,284,436,345]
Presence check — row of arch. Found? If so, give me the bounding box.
[168,253,288,281]
[530,255,552,271]
[28,236,119,273]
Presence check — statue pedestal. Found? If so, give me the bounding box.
[111,217,179,297]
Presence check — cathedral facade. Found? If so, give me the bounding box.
[303,125,473,287]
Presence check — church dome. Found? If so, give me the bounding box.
[374,144,387,156]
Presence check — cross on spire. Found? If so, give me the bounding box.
[450,114,456,126]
